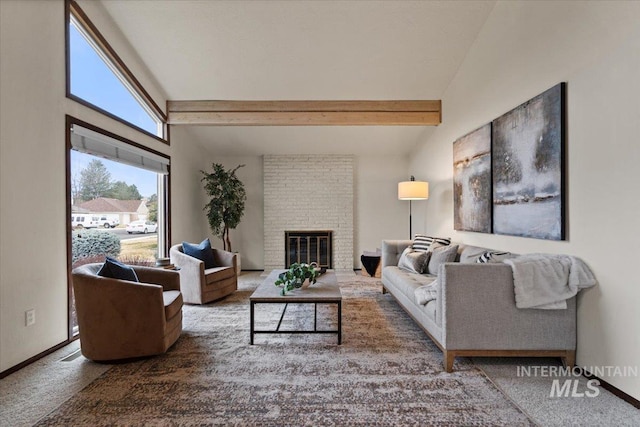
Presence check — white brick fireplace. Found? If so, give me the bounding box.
[263,155,354,271]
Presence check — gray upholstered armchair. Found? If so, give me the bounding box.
[169,244,238,304]
[71,264,183,361]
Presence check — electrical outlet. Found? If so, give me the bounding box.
[25,309,36,326]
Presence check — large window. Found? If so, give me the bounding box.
[67,1,166,139]
[67,120,170,336]
[65,1,170,338]
[69,122,170,261]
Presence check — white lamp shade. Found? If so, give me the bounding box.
[398,180,429,200]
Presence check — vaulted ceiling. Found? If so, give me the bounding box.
[98,0,495,156]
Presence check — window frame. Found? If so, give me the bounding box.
[65,0,169,144]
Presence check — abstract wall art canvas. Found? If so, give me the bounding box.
[453,124,492,233]
[492,83,565,240]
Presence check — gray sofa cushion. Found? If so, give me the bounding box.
[398,247,431,273]
[384,266,436,301]
[459,245,490,263]
[427,245,459,275]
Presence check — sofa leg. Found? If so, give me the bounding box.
[444,351,455,373]
[562,350,576,369]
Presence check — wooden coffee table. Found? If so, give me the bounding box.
[250,270,342,344]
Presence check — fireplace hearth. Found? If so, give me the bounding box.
[285,231,332,269]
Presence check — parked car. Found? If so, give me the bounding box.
[100,215,120,228]
[126,220,158,234]
[71,215,100,229]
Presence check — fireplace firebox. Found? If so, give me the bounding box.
[285,231,332,269]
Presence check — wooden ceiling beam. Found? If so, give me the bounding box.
[167,100,441,126]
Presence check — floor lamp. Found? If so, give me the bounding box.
[398,176,429,239]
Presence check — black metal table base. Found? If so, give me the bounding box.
[250,301,342,345]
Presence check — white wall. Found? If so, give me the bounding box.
[201,156,265,270]
[355,155,411,263]
[168,127,212,246]
[1,0,68,372]
[191,153,408,271]
[263,155,354,271]
[0,0,174,372]
[410,1,640,399]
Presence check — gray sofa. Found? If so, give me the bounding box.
[381,240,576,372]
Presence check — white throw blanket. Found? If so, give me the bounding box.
[504,254,596,309]
[415,279,438,305]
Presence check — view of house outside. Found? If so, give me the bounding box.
[70,150,160,269]
[69,150,160,334]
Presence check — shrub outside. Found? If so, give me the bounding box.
[71,229,121,265]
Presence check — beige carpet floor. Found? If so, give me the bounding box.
[33,274,535,426]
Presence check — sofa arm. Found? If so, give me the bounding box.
[440,263,576,350]
[134,266,180,291]
[213,249,237,273]
[381,240,412,268]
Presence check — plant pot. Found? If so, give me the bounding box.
[235,252,241,273]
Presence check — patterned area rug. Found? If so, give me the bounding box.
[36,275,533,426]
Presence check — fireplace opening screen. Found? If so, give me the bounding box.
[285,231,332,269]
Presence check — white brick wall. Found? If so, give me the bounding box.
[263,155,354,271]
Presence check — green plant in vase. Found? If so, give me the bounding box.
[274,262,320,295]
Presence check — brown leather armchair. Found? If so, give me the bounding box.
[169,244,237,304]
[72,263,183,361]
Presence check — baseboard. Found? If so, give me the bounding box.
[0,336,78,379]
[583,369,640,409]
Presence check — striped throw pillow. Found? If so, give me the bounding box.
[477,251,512,263]
[412,234,452,252]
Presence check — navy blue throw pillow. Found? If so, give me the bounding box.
[182,239,216,269]
[97,257,139,282]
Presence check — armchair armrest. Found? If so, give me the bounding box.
[170,245,205,278]
[213,249,237,272]
[134,266,180,291]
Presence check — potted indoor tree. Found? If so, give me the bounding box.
[201,163,246,254]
